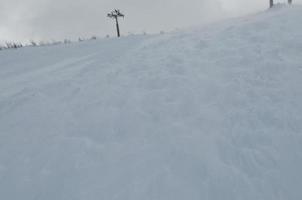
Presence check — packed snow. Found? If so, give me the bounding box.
[0,5,302,200]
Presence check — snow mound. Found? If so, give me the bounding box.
[0,5,302,200]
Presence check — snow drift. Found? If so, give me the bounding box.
[0,5,302,200]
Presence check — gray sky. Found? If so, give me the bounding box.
[0,0,301,43]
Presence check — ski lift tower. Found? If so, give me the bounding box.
[107,9,125,37]
[270,0,274,8]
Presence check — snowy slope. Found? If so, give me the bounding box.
[1,5,302,200]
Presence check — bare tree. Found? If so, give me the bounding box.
[30,40,37,46]
[107,9,125,37]
[64,39,71,44]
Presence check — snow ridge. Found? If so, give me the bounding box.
[0,5,302,200]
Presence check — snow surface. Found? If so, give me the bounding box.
[1,5,302,200]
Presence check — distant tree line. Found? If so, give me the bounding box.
[0,30,164,52]
[0,42,23,50]
[0,36,98,52]
[270,0,292,8]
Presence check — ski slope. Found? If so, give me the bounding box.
[0,5,302,200]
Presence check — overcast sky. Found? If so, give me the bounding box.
[0,0,301,43]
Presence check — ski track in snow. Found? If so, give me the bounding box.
[0,5,302,200]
